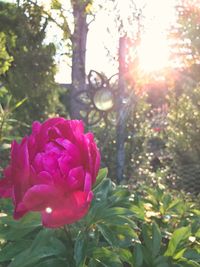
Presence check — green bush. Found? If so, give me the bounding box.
[0,88,26,170]
[0,169,199,267]
[166,85,200,194]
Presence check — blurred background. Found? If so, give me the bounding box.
[0,0,200,195]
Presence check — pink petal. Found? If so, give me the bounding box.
[34,151,59,175]
[0,177,12,198]
[32,121,41,135]
[4,166,11,176]
[41,152,59,174]
[0,166,13,198]
[11,139,30,205]
[42,117,65,130]
[57,141,81,175]
[14,202,28,219]
[27,135,36,162]
[21,184,59,211]
[35,117,65,151]
[77,135,91,171]
[33,153,44,173]
[58,155,72,176]
[56,120,84,143]
[41,191,92,228]
[55,138,80,159]
[45,142,62,154]
[48,126,62,140]
[84,172,92,193]
[70,120,84,135]
[85,132,94,142]
[91,143,101,183]
[67,166,85,191]
[35,171,53,185]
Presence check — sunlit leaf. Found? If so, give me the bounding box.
[165,226,191,257]
[93,168,108,190]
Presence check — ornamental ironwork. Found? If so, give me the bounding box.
[75,70,119,126]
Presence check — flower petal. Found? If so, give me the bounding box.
[0,177,12,198]
[41,190,92,228]
[21,184,59,211]
[35,117,65,151]
[84,172,92,193]
[11,139,30,205]
[67,166,85,191]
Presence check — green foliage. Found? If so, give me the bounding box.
[0,32,13,75]
[130,183,200,267]
[166,85,200,193]
[0,1,64,126]
[92,93,152,181]
[0,169,137,267]
[0,170,199,267]
[0,88,26,169]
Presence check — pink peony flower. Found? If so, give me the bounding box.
[0,118,100,228]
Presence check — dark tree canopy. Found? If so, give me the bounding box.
[0,1,62,125]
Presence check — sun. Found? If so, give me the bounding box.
[136,0,176,73]
[138,32,171,73]
[52,0,177,83]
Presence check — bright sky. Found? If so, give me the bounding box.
[56,0,176,83]
[84,0,175,81]
[3,0,177,83]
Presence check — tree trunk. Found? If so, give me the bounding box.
[116,36,127,184]
[70,1,89,119]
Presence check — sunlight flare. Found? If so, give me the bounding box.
[138,32,170,72]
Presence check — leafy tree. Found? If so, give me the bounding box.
[0,32,13,76]
[165,85,200,195]
[170,0,200,83]
[0,1,63,125]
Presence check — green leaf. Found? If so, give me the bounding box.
[162,194,172,212]
[51,0,62,10]
[116,248,134,266]
[173,248,187,260]
[103,215,137,229]
[112,224,138,247]
[177,259,200,267]
[0,213,42,241]
[131,204,145,220]
[0,240,32,262]
[96,224,118,247]
[91,247,122,267]
[101,207,134,220]
[152,222,162,257]
[93,168,108,190]
[74,231,87,267]
[154,255,169,267]
[156,263,169,267]
[142,224,152,251]
[133,243,143,267]
[36,258,67,267]
[9,229,66,267]
[11,98,27,111]
[142,245,153,266]
[166,199,182,212]
[184,249,200,262]
[196,229,200,238]
[94,178,112,200]
[165,226,191,257]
